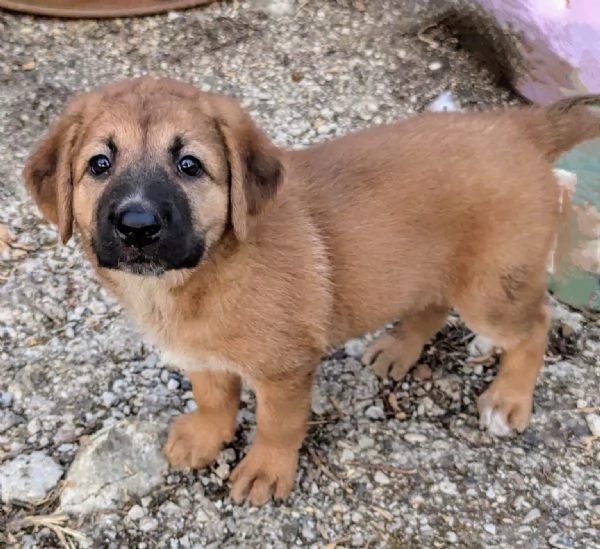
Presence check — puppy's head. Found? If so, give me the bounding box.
[23,77,283,276]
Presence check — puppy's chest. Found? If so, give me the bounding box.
[117,280,234,373]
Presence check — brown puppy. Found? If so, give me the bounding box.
[23,78,600,505]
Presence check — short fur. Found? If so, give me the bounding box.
[23,78,600,505]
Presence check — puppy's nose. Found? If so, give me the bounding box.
[114,204,162,247]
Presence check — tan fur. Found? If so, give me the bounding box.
[23,78,600,505]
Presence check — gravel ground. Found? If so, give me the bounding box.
[1,1,599,547]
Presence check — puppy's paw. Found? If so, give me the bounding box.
[477,381,533,437]
[362,333,422,381]
[163,412,233,469]
[229,445,298,506]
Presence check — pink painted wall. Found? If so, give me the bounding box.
[473,0,600,104]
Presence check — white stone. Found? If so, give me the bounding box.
[128,504,145,520]
[586,414,600,437]
[374,471,390,485]
[0,451,63,504]
[404,433,427,444]
[59,419,168,514]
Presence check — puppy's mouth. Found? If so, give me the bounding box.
[92,235,206,277]
[116,247,167,276]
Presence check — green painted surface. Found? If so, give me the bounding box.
[552,138,600,311]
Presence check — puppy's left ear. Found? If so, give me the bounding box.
[213,97,284,241]
[23,96,86,244]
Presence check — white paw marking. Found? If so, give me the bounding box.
[479,405,512,437]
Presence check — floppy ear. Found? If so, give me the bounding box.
[22,98,85,244]
[213,98,284,241]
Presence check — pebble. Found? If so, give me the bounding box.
[548,533,575,549]
[522,508,541,524]
[167,378,180,391]
[413,363,432,381]
[486,486,496,500]
[139,517,159,532]
[101,391,119,407]
[344,338,366,357]
[365,405,386,420]
[358,436,375,449]
[446,531,458,543]
[467,335,494,357]
[428,61,442,71]
[374,471,390,485]
[439,480,458,496]
[484,523,496,535]
[585,414,600,437]
[185,400,198,413]
[404,433,427,444]
[214,463,230,480]
[21,60,35,71]
[351,533,365,547]
[0,391,14,408]
[0,452,63,504]
[128,504,145,521]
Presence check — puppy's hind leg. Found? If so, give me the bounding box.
[363,305,448,380]
[457,268,551,437]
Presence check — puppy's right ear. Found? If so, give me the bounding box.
[23,97,86,244]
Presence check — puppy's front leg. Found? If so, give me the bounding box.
[164,370,241,469]
[229,366,316,506]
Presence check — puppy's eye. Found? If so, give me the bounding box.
[89,155,112,177]
[178,155,204,177]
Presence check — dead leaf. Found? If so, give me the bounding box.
[0,224,13,252]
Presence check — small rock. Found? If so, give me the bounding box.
[139,517,158,532]
[365,405,386,420]
[0,411,22,433]
[439,480,458,495]
[214,463,230,480]
[185,400,198,413]
[585,414,600,437]
[428,61,442,71]
[340,449,355,462]
[484,523,496,535]
[59,419,168,514]
[0,391,14,408]
[128,504,145,521]
[358,436,375,449]
[167,378,180,391]
[88,300,108,315]
[196,508,210,522]
[0,452,63,504]
[468,335,495,357]
[446,532,458,543]
[486,486,496,500]
[301,524,316,541]
[428,91,461,113]
[351,533,365,547]
[374,471,390,485]
[404,433,427,444]
[522,508,541,524]
[344,338,366,357]
[101,391,119,407]
[21,60,35,71]
[413,363,432,381]
[27,418,41,435]
[548,533,575,549]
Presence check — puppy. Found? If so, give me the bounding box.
[23,78,600,505]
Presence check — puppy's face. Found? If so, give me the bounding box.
[23,78,283,276]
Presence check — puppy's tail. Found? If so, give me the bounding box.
[532,94,600,162]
